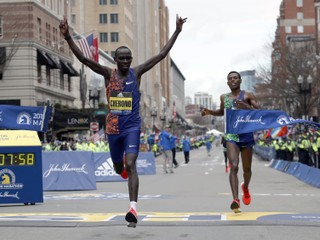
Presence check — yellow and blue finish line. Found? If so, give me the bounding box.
[1,212,318,223]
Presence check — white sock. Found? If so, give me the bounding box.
[130,201,137,211]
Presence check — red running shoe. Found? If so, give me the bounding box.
[120,169,128,179]
[120,156,128,179]
[125,207,138,227]
[241,182,251,205]
[230,198,241,213]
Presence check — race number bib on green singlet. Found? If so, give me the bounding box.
[109,91,133,115]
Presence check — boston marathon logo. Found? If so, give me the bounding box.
[16,111,46,127]
[0,169,23,191]
[17,112,32,125]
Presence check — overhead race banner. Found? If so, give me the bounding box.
[225,109,320,134]
[0,105,52,132]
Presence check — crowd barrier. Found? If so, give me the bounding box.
[269,159,320,188]
[254,146,320,188]
[253,145,275,161]
[42,151,156,191]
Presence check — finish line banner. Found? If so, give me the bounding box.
[225,109,320,134]
[0,105,52,132]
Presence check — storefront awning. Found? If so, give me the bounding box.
[60,60,79,76]
[37,49,54,67]
[67,62,80,76]
[46,53,60,69]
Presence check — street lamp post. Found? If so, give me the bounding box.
[168,117,174,133]
[160,114,166,130]
[88,78,103,137]
[297,74,313,120]
[150,107,157,133]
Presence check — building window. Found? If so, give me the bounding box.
[57,0,61,15]
[297,12,303,20]
[285,26,292,33]
[100,32,108,42]
[37,18,42,41]
[110,0,118,5]
[52,27,58,49]
[111,32,119,42]
[0,47,5,65]
[110,13,118,23]
[46,66,51,86]
[71,14,76,24]
[99,0,107,5]
[71,0,75,7]
[297,0,303,7]
[68,76,71,92]
[0,16,3,39]
[99,13,108,24]
[37,64,42,83]
[60,71,64,89]
[297,25,304,33]
[46,23,51,46]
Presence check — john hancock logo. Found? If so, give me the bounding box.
[17,112,32,125]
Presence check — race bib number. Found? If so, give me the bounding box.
[109,91,132,115]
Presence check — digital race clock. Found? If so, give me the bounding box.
[0,130,43,205]
[0,153,35,166]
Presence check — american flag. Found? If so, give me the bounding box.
[91,128,105,143]
[78,33,99,62]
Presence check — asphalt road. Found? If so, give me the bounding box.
[1,145,320,240]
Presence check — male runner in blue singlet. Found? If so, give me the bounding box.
[60,15,187,227]
[201,71,260,213]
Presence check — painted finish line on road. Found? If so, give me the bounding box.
[0,212,320,223]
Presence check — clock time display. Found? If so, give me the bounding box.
[0,153,35,166]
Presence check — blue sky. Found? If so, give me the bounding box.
[166,0,282,104]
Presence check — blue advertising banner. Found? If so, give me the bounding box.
[94,152,156,182]
[136,152,156,175]
[225,109,320,134]
[94,152,125,182]
[42,151,96,191]
[0,105,52,132]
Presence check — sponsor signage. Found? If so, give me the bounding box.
[0,130,43,205]
[42,151,96,191]
[0,105,52,132]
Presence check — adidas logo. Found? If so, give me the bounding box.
[95,157,118,176]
